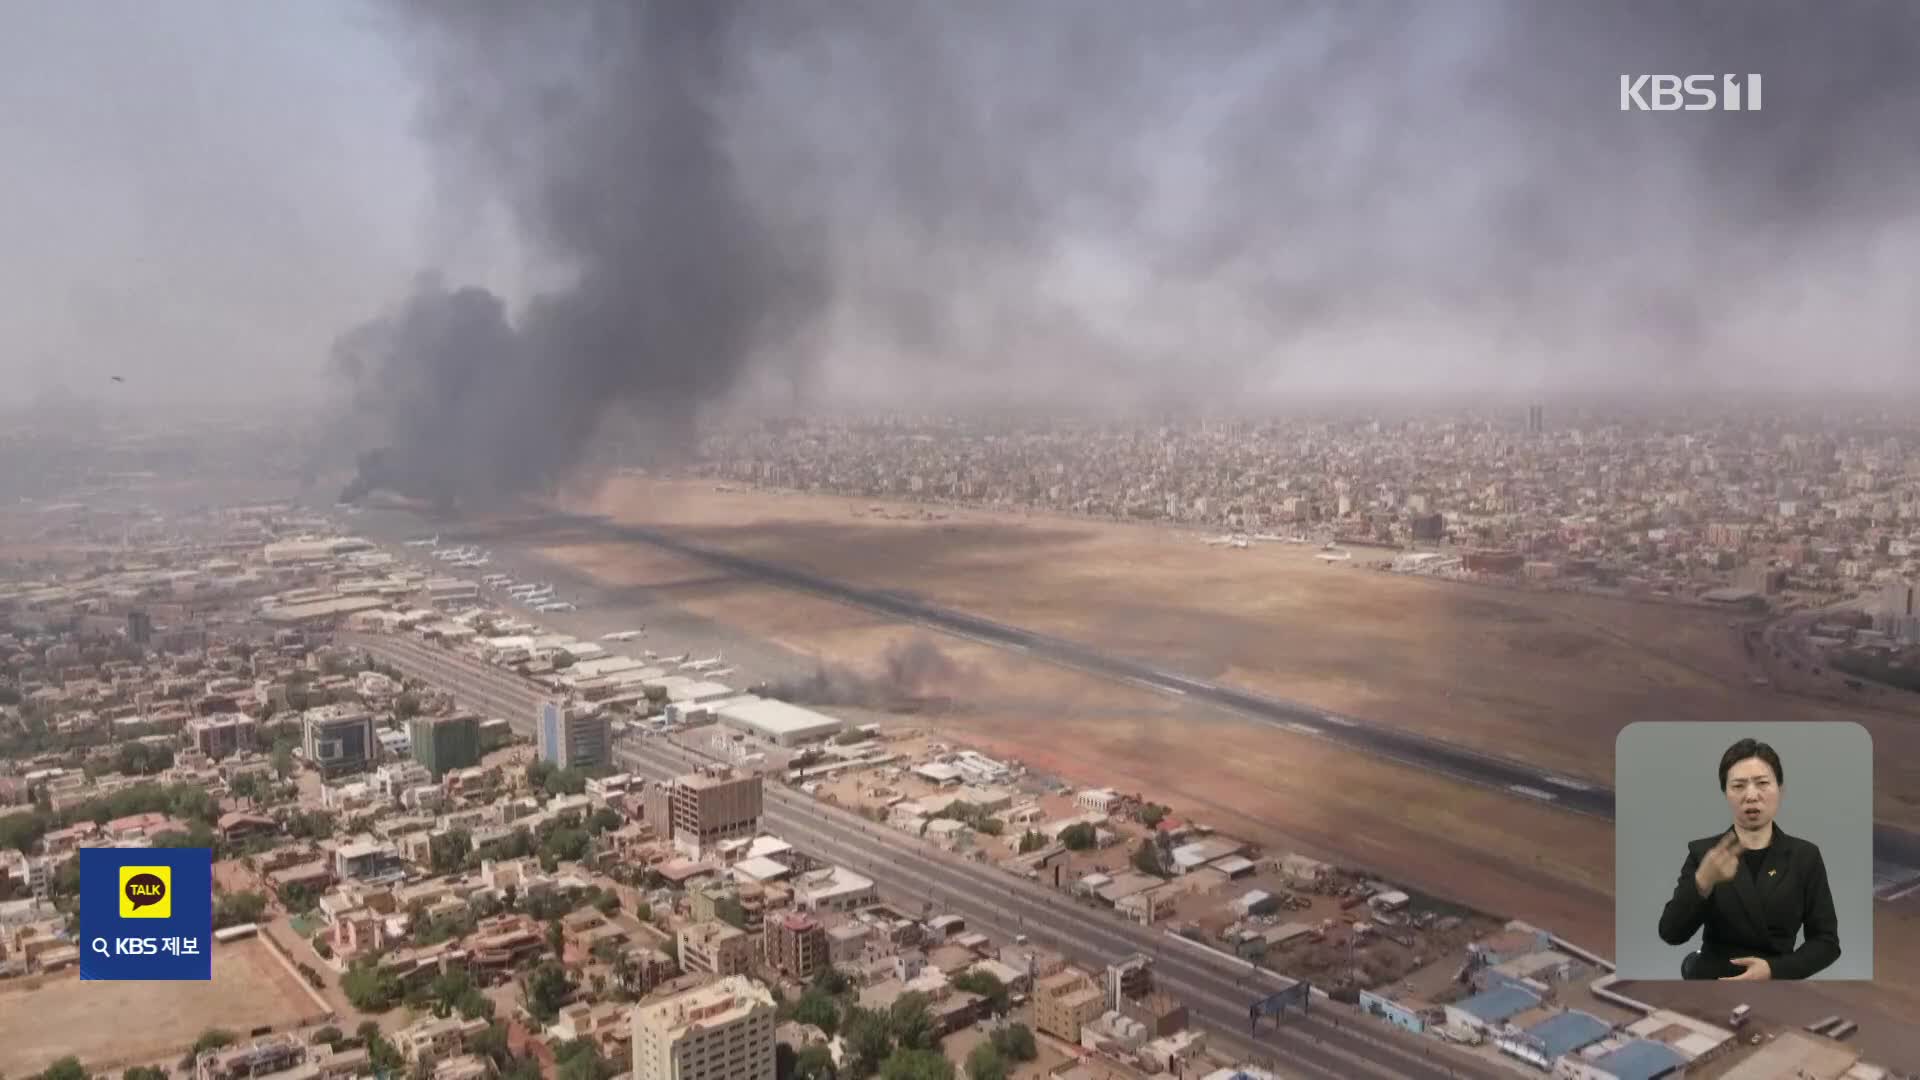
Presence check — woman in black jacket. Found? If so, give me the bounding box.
[1658,738,1840,980]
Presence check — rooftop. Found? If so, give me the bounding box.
[1589,1039,1688,1080]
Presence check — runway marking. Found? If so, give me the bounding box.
[1280,721,1322,737]
[1126,676,1186,697]
[1319,713,1359,727]
[1507,784,1558,802]
[1542,775,1594,792]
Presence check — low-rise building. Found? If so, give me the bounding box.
[678,920,755,977]
[1035,969,1107,1044]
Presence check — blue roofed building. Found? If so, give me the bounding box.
[1495,1009,1612,1069]
[1443,985,1542,1034]
[1582,1039,1687,1080]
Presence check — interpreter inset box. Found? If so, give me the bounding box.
[1614,722,1872,981]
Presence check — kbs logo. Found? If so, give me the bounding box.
[119,865,171,919]
[1620,74,1762,112]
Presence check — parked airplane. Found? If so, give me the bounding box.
[660,653,689,665]
[682,653,724,672]
[1204,535,1249,549]
[536,601,577,613]
[706,667,736,679]
[602,630,645,642]
[404,535,439,547]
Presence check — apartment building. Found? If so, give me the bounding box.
[678,920,755,977]
[411,713,480,778]
[1035,969,1107,1044]
[187,713,258,760]
[763,912,829,981]
[630,974,776,1080]
[644,766,763,859]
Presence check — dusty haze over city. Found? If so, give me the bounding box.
[4,2,1920,494]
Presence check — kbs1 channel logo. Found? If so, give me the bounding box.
[1620,74,1762,112]
[81,848,213,981]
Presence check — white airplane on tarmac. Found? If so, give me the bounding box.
[404,535,439,547]
[682,653,725,672]
[602,630,645,642]
[1203,535,1249,549]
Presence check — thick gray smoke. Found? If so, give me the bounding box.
[339,1,1920,503]
[763,638,972,713]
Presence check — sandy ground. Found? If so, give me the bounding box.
[0,938,324,1076]
[480,477,1920,1060]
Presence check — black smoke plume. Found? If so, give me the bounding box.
[339,2,1920,504]
[336,2,822,506]
[763,638,972,713]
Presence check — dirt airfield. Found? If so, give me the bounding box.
[515,476,1920,1040]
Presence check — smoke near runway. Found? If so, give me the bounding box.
[762,636,973,714]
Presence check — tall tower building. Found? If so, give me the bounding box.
[1527,404,1544,434]
[537,699,611,770]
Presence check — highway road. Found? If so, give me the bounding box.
[346,632,1510,1080]
[459,512,1920,876]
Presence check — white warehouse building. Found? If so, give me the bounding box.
[710,695,843,747]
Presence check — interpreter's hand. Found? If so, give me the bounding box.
[1720,957,1773,981]
[1695,831,1741,896]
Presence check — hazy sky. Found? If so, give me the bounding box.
[6,2,1920,445]
[0,0,498,409]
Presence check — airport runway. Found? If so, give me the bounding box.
[498,512,1920,882]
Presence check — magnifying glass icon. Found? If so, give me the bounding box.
[90,937,110,956]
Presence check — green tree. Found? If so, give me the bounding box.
[543,767,587,798]
[38,1057,88,1080]
[472,1022,510,1066]
[213,891,268,929]
[839,1007,894,1080]
[193,1029,237,1055]
[1131,837,1167,878]
[811,966,851,996]
[950,970,1009,1014]
[271,744,294,780]
[887,993,936,1052]
[963,1044,1006,1080]
[522,961,574,1024]
[429,829,471,875]
[793,1044,837,1080]
[1017,830,1046,855]
[989,1025,1036,1063]
[310,1027,344,1048]
[457,988,495,1021]
[879,1049,953,1080]
[342,960,400,1012]
[394,693,422,721]
[792,989,841,1036]
[1059,823,1096,851]
[1137,803,1169,828]
[551,1040,615,1080]
[975,818,1003,837]
[586,808,624,835]
[431,967,474,1016]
